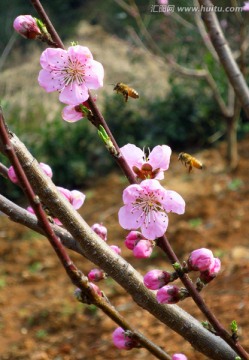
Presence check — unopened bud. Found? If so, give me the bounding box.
[91,223,107,241]
[125,231,143,250]
[199,258,221,284]
[112,327,140,350]
[88,269,105,282]
[188,248,215,272]
[133,239,154,258]
[109,245,121,255]
[8,166,18,183]
[13,15,41,39]
[143,269,173,290]
[39,162,53,178]
[156,285,188,304]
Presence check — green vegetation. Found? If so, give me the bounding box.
[0,0,248,200]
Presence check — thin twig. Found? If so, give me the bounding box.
[198,0,249,118]
[117,0,232,119]
[193,0,219,62]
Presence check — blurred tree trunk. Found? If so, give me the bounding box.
[226,113,239,171]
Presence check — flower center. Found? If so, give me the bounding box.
[63,57,85,86]
[132,189,167,228]
[52,56,86,91]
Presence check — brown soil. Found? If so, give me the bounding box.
[1,139,249,360]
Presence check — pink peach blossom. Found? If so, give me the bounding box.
[38,46,104,105]
[118,179,185,240]
[121,144,171,180]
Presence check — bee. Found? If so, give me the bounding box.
[113,82,139,102]
[178,152,203,173]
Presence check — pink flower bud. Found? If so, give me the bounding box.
[172,354,188,360]
[27,206,35,214]
[88,269,105,282]
[133,239,153,258]
[112,327,139,350]
[188,248,215,272]
[57,187,85,210]
[39,163,53,178]
[70,190,85,210]
[57,186,71,201]
[8,166,18,183]
[156,285,182,304]
[13,15,41,39]
[143,269,172,290]
[62,104,85,122]
[209,257,221,274]
[110,245,121,255]
[200,258,221,284]
[91,223,107,241]
[125,231,143,250]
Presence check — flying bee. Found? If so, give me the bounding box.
[113,82,139,102]
[178,152,203,173]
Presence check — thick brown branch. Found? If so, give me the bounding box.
[0,133,239,360]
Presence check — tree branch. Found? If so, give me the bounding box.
[198,0,249,118]
[0,130,240,360]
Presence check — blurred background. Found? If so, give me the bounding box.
[0,0,248,200]
[0,1,249,359]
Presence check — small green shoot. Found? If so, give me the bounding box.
[188,218,202,228]
[28,261,43,273]
[0,277,6,289]
[227,178,243,191]
[35,329,48,339]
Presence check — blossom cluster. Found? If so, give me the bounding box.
[119,144,185,255]
[13,14,223,360]
[143,248,221,305]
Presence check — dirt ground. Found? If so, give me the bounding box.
[0,139,249,360]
